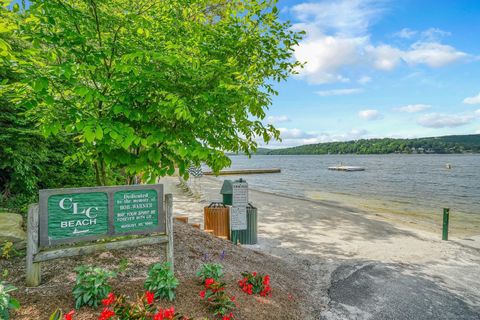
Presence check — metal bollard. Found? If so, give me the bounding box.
[442,208,450,241]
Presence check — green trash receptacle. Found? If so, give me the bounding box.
[237,203,258,245]
[220,180,233,205]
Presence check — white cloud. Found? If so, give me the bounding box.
[476,129,480,134]
[291,0,384,36]
[278,128,316,139]
[402,42,467,67]
[291,1,469,84]
[394,104,431,113]
[463,93,480,105]
[294,34,366,84]
[417,113,474,128]
[476,109,480,116]
[367,44,403,70]
[266,115,291,124]
[316,88,363,96]
[394,27,450,41]
[359,109,382,120]
[394,28,417,39]
[358,76,372,84]
[268,127,369,147]
[421,28,451,41]
[366,42,467,70]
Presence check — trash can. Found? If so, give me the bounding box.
[204,202,230,239]
[220,180,233,205]
[237,203,258,244]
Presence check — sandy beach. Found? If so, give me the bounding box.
[163,175,480,319]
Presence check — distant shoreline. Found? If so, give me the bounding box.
[246,133,480,155]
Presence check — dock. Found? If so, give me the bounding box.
[204,168,281,175]
[328,166,365,172]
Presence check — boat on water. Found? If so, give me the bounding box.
[328,165,365,171]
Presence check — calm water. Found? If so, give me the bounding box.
[217,154,480,216]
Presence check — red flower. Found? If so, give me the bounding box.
[101,293,115,307]
[205,278,215,287]
[145,291,155,304]
[230,296,236,301]
[98,308,115,320]
[263,275,270,286]
[199,290,206,298]
[64,310,75,320]
[252,272,257,276]
[154,307,175,320]
[222,312,234,320]
[164,307,175,318]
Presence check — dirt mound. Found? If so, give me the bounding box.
[2,221,313,319]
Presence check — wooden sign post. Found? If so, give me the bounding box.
[26,184,174,287]
[230,180,248,244]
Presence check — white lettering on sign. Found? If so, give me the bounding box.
[58,197,99,233]
[58,197,99,218]
[60,219,97,228]
[231,181,248,231]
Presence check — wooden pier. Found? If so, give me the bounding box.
[204,168,281,175]
[328,166,365,172]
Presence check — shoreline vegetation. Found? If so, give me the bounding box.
[250,134,480,155]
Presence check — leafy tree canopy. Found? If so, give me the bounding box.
[22,0,303,185]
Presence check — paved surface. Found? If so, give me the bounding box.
[323,262,480,320]
[163,176,480,320]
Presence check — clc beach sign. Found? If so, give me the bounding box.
[39,185,164,247]
[27,185,174,287]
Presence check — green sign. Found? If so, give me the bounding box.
[39,185,164,247]
[47,192,109,240]
[114,189,158,232]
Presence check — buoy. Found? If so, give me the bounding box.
[446,163,452,169]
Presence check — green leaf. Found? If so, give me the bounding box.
[95,126,103,140]
[33,77,48,92]
[84,128,95,143]
[8,298,20,309]
[49,308,62,320]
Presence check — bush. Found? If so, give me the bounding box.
[98,291,186,320]
[198,278,236,319]
[196,263,224,283]
[238,272,271,297]
[144,262,178,301]
[72,266,116,309]
[0,281,20,320]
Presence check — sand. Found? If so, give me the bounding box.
[164,176,480,319]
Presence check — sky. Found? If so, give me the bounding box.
[263,0,480,147]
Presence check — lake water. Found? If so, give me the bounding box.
[216,154,480,220]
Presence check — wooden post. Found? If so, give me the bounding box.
[165,194,174,272]
[26,204,41,287]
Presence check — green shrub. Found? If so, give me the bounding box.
[72,266,116,309]
[0,281,20,320]
[196,263,224,283]
[144,262,178,301]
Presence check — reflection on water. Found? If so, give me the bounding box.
[212,154,480,218]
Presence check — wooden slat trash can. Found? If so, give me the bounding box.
[237,203,258,245]
[204,202,230,240]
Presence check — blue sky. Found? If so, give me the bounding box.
[263,0,480,147]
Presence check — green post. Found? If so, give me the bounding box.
[442,208,450,241]
[231,230,238,245]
